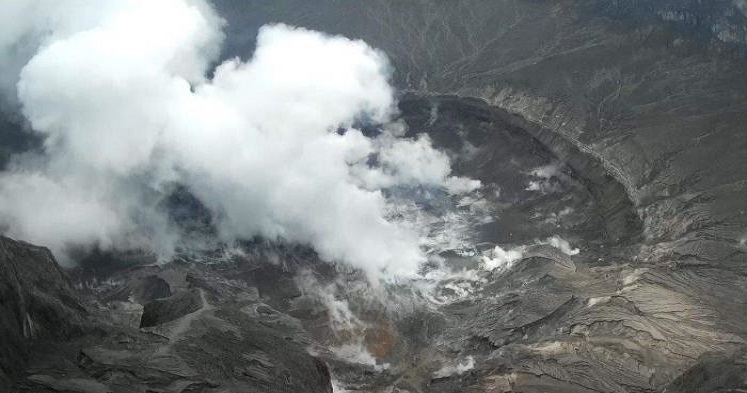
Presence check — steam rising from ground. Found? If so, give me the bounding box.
[0,0,478,278]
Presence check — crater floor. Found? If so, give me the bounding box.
[4,1,747,391]
[7,95,743,393]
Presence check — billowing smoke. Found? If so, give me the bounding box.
[0,0,478,278]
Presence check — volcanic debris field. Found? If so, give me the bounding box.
[2,1,747,392]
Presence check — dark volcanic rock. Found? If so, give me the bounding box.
[0,236,89,389]
[139,288,203,328]
[663,347,747,393]
[0,239,333,393]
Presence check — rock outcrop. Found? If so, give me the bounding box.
[0,238,333,393]
[139,288,203,328]
[0,236,89,389]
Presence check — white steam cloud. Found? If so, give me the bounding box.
[0,0,478,278]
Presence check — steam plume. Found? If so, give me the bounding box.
[0,0,478,278]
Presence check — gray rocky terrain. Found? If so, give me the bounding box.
[2,1,747,392]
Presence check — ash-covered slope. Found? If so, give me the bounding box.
[206,1,747,391]
[1,1,747,392]
[0,236,333,393]
[211,0,747,266]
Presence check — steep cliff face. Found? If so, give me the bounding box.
[0,236,89,389]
